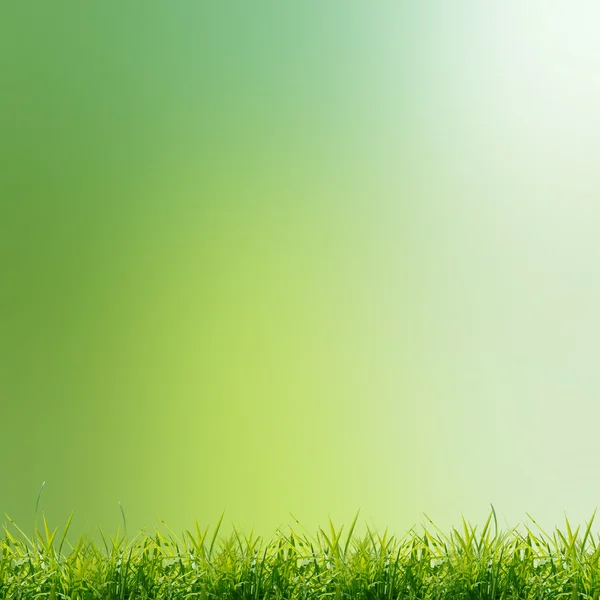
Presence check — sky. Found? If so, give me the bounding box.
[2,2,600,545]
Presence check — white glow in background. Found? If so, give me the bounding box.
[372,2,600,534]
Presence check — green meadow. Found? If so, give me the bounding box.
[3,504,600,600]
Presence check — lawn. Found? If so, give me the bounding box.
[1,504,598,599]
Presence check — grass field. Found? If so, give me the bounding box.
[2,503,600,600]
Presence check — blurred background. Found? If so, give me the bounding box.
[2,2,600,544]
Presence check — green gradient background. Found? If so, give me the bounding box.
[2,3,600,543]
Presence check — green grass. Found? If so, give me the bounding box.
[2,504,600,599]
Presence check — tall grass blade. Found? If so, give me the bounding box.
[33,480,45,550]
[209,511,225,559]
[118,501,127,537]
[344,509,360,557]
[57,509,74,557]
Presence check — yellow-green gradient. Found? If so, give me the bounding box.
[2,2,600,542]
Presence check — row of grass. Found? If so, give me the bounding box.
[2,505,600,599]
